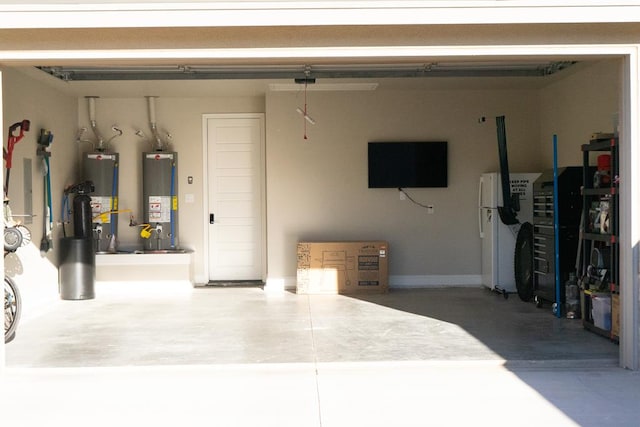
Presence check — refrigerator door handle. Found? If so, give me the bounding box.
[478,178,484,238]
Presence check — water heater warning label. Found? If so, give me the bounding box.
[90,196,113,223]
[148,196,171,222]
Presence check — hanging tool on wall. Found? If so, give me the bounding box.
[3,120,33,253]
[37,128,54,254]
[4,120,30,198]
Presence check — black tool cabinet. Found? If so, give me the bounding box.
[532,167,584,312]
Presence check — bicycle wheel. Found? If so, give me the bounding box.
[4,275,21,343]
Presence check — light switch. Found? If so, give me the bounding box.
[185,193,195,203]
[187,176,193,184]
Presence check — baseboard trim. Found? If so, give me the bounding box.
[264,275,482,292]
[390,275,482,288]
[264,277,295,293]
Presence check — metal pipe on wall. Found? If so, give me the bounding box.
[147,96,165,151]
[86,96,106,151]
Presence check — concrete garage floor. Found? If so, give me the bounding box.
[2,285,639,426]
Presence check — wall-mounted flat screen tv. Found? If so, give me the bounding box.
[368,141,448,188]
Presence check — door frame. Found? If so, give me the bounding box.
[201,113,267,283]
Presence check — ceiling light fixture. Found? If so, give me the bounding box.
[269,82,379,91]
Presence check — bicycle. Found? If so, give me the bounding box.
[5,254,21,343]
[4,215,30,343]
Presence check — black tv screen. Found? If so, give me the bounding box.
[368,141,448,188]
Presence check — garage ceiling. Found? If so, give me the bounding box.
[26,60,580,97]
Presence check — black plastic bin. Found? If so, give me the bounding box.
[58,237,95,300]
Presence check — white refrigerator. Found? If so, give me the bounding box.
[479,172,540,293]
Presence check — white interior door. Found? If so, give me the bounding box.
[206,114,264,281]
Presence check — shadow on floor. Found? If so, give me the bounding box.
[344,287,618,364]
[342,287,631,426]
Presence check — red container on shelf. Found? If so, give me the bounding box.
[597,154,611,171]
[594,154,611,188]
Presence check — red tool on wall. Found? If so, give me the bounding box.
[4,119,30,197]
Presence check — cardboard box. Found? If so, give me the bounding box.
[612,293,620,337]
[296,241,389,294]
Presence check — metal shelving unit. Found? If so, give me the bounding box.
[580,136,619,341]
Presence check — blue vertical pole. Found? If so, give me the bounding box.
[110,161,118,237]
[170,161,176,248]
[553,134,562,318]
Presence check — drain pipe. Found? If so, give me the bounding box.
[86,96,106,151]
[147,96,165,151]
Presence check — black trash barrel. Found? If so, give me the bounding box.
[58,237,95,300]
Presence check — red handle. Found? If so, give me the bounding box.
[5,119,30,169]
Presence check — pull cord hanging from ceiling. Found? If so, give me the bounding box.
[296,79,316,140]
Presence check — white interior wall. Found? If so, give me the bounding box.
[1,66,77,319]
[265,87,543,288]
[539,59,622,166]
